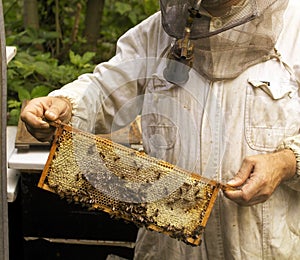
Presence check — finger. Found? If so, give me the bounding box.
[224,186,264,206]
[24,122,55,142]
[21,102,51,128]
[44,98,72,123]
[225,191,268,206]
[20,97,61,141]
[225,172,267,206]
[22,113,50,128]
[224,189,243,203]
[27,128,55,142]
[227,157,255,187]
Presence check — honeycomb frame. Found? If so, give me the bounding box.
[38,122,221,246]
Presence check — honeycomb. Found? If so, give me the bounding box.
[38,122,221,246]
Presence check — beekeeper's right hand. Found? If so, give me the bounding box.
[20,97,72,142]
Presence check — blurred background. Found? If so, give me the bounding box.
[3,0,159,125]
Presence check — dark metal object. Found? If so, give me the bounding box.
[163,2,202,85]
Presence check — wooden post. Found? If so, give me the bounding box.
[0,0,9,259]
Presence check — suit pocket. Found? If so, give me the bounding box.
[245,78,300,151]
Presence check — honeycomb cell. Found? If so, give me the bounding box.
[38,123,220,246]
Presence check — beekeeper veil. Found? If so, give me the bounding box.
[160,0,289,82]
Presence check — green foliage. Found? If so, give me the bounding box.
[4,0,160,125]
[6,28,59,47]
[102,0,159,42]
[69,50,96,69]
[7,50,96,125]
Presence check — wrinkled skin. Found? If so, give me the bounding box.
[20,96,72,142]
[224,149,296,206]
[21,97,297,206]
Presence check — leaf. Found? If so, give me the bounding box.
[7,100,21,109]
[69,50,96,68]
[34,52,52,62]
[40,30,60,40]
[7,108,21,126]
[69,50,82,67]
[81,52,96,65]
[33,61,52,80]
[144,0,160,15]
[128,12,138,25]
[31,85,51,98]
[17,88,31,101]
[115,2,132,15]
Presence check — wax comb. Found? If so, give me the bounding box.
[38,122,222,246]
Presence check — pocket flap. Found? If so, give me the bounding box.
[248,79,293,100]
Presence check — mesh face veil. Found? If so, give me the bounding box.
[160,0,259,39]
[160,0,289,81]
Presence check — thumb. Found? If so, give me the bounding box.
[227,175,245,187]
[227,160,254,187]
[44,97,72,122]
[44,109,59,121]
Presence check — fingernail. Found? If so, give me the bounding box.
[38,118,48,128]
[227,179,236,185]
[46,111,56,119]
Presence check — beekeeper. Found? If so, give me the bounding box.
[21,0,300,259]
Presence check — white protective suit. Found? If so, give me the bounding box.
[49,0,300,259]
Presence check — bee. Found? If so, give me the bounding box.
[163,187,168,195]
[182,234,191,243]
[87,144,96,155]
[75,173,80,181]
[148,216,155,223]
[99,151,106,159]
[90,200,96,206]
[156,172,161,180]
[136,165,143,171]
[126,205,134,213]
[182,198,192,204]
[113,156,121,162]
[183,183,192,190]
[73,195,79,202]
[166,224,173,232]
[133,160,143,171]
[153,209,159,217]
[137,216,145,223]
[130,151,136,157]
[192,226,204,238]
[178,187,183,195]
[194,189,200,197]
[80,190,88,196]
